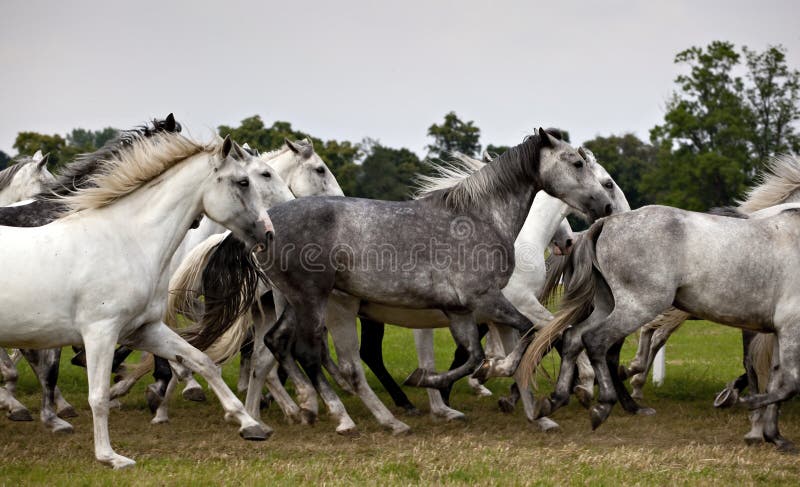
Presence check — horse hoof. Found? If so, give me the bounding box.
[101,454,136,470]
[391,422,412,435]
[498,397,516,414]
[403,368,427,387]
[239,424,272,441]
[534,398,553,419]
[713,387,738,409]
[535,417,560,433]
[590,404,612,430]
[8,409,33,422]
[336,425,360,437]
[636,407,657,416]
[182,387,206,403]
[108,399,122,409]
[57,406,78,419]
[299,408,317,426]
[776,441,798,454]
[51,422,74,434]
[574,386,593,409]
[145,385,164,414]
[470,360,492,384]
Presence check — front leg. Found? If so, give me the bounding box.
[413,328,465,421]
[20,348,74,433]
[82,327,136,469]
[124,321,270,442]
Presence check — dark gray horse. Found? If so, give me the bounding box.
[258,129,615,430]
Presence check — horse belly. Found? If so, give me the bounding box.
[358,303,449,328]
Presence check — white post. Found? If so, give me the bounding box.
[652,346,665,387]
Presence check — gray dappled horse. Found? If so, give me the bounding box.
[257,129,615,431]
[522,199,800,452]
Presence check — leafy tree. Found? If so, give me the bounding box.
[0,150,10,170]
[356,141,425,200]
[426,111,481,159]
[13,132,69,169]
[582,133,657,209]
[67,127,118,152]
[484,144,509,158]
[645,41,754,210]
[743,45,800,162]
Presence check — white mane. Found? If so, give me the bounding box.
[738,154,800,213]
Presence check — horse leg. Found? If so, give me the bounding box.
[238,334,254,394]
[19,348,74,433]
[321,329,356,395]
[606,339,654,416]
[404,312,484,390]
[151,375,178,424]
[144,356,173,413]
[124,321,269,441]
[83,327,135,469]
[181,375,206,402]
[749,331,796,452]
[412,328,466,421]
[629,326,671,399]
[446,324,492,403]
[360,318,418,414]
[573,351,596,408]
[245,297,302,423]
[326,295,409,434]
[0,348,31,421]
[263,301,320,424]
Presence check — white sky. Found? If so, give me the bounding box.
[1,0,798,156]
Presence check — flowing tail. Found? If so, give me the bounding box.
[518,219,606,388]
[749,333,775,393]
[116,231,263,384]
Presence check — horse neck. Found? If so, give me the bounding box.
[98,153,212,279]
[515,192,570,249]
[0,178,32,206]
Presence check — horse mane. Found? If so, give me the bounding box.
[0,157,35,191]
[260,139,313,161]
[413,152,487,198]
[417,133,547,211]
[58,131,215,214]
[39,116,182,200]
[738,154,800,213]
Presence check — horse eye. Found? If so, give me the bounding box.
[604,181,614,189]
[573,161,584,169]
[237,178,249,187]
[261,171,271,178]
[315,166,326,175]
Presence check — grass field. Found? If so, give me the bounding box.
[1,321,799,485]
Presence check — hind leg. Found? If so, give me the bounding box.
[20,348,73,433]
[326,294,409,434]
[0,348,32,421]
[0,348,20,396]
[750,332,796,451]
[360,319,417,413]
[238,335,254,394]
[413,329,466,421]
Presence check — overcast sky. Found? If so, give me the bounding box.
[1,0,798,156]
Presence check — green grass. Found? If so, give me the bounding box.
[1,321,799,486]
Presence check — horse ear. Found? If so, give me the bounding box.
[221,135,233,158]
[577,147,586,159]
[538,127,553,148]
[303,137,314,148]
[37,153,50,169]
[285,138,301,154]
[33,150,43,161]
[165,113,176,132]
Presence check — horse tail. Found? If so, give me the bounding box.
[749,333,775,393]
[518,219,606,387]
[538,252,569,308]
[175,232,263,352]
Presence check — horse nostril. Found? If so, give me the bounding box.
[604,204,613,216]
[565,239,573,248]
[265,231,274,244]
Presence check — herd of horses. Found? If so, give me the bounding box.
[0,114,796,469]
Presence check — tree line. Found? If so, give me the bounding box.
[3,41,798,211]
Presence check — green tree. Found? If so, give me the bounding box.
[484,144,509,158]
[357,141,425,200]
[0,150,10,170]
[743,45,800,162]
[426,111,481,159]
[645,41,754,210]
[582,133,657,209]
[13,132,68,169]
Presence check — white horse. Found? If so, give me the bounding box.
[114,137,344,423]
[0,131,273,468]
[0,151,54,206]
